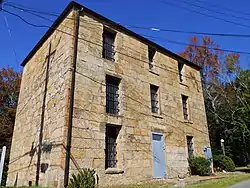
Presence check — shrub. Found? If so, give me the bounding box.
[68,168,95,188]
[213,155,235,172]
[189,156,212,176]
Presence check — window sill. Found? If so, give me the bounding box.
[149,69,159,76]
[103,57,115,63]
[152,113,163,119]
[105,168,124,174]
[180,82,189,87]
[183,120,193,124]
[106,113,123,118]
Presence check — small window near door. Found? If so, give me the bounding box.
[187,136,194,159]
[150,84,159,113]
[105,125,121,169]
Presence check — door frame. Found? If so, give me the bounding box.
[151,132,167,179]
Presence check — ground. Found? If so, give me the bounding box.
[106,174,250,188]
[1,174,250,188]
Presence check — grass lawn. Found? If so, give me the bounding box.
[2,174,250,188]
[106,181,169,188]
[186,174,250,188]
[108,174,250,188]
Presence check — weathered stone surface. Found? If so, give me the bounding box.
[7,11,75,187]
[8,7,210,188]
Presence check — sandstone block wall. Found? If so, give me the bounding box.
[70,11,210,186]
[7,11,75,187]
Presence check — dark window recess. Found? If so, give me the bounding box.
[103,29,116,61]
[187,136,194,159]
[178,62,184,82]
[41,163,49,173]
[182,95,188,120]
[29,181,32,187]
[148,47,156,69]
[106,75,120,114]
[150,85,159,113]
[105,125,120,169]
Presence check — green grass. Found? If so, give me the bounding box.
[186,174,250,188]
[108,174,250,188]
[106,181,169,188]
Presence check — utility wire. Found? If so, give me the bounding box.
[3,6,250,86]
[194,0,250,17]
[2,9,52,28]
[1,2,19,68]
[3,8,250,56]
[160,0,250,29]
[1,8,205,84]
[181,0,250,22]
[143,35,250,55]
[5,2,250,39]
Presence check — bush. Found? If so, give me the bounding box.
[189,156,212,176]
[213,155,235,172]
[68,168,95,188]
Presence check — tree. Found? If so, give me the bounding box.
[0,67,21,185]
[180,36,250,166]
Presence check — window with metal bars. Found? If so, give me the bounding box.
[102,29,116,61]
[148,46,156,70]
[106,75,120,115]
[187,136,194,159]
[182,95,188,120]
[105,125,120,169]
[178,62,184,82]
[150,85,159,113]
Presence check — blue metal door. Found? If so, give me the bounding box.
[152,133,166,178]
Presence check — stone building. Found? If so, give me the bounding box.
[7,1,210,187]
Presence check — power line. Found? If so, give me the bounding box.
[6,2,250,39]
[1,3,19,68]
[4,7,250,56]
[143,35,250,55]
[2,9,52,28]
[160,0,250,29]
[2,7,249,84]
[126,25,250,38]
[194,0,250,17]
[1,8,205,83]
[181,0,250,22]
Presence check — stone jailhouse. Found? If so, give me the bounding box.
[7,1,211,187]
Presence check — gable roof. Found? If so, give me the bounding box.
[21,1,201,70]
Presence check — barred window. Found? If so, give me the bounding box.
[178,62,184,82]
[106,75,120,114]
[182,95,188,120]
[105,125,120,169]
[150,85,159,113]
[187,136,194,159]
[148,47,156,70]
[102,29,115,61]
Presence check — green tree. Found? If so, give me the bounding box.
[180,36,250,166]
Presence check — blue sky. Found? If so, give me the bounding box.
[1,0,250,71]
